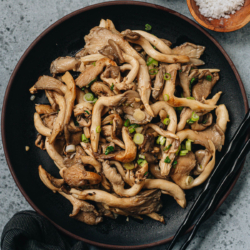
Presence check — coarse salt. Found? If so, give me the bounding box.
[194,0,245,19]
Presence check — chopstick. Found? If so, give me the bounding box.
[168,110,250,250]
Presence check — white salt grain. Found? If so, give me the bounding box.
[194,0,245,19]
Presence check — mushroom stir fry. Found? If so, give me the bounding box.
[31,19,229,225]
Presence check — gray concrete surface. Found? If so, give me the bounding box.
[0,0,250,249]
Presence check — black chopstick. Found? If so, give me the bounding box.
[168,110,250,250]
[180,138,250,250]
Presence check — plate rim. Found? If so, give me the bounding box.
[1,1,249,249]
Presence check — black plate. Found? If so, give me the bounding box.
[1,1,248,249]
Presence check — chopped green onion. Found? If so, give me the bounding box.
[110,83,114,91]
[179,69,182,73]
[96,126,101,133]
[163,94,169,101]
[93,98,98,104]
[138,154,145,159]
[181,144,186,150]
[164,73,171,81]
[84,93,94,102]
[74,120,79,126]
[130,124,139,128]
[202,119,207,124]
[186,97,195,100]
[85,110,90,115]
[190,77,196,85]
[92,62,96,66]
[163,118,170,125]
[156,136,166,146]
[176,145,181,155]
[105,146,114,155]
[145,24,152,31]
[173,160,178,167]
[164,144,172,151]
[124,119,130,127]
[164,156,171,163]
[146,57,158,66]
[191,111,199,122]
[110,121,113,125]
[81,87,85,91]
[139,159,147,166]
[129,127,135,134]
[187,119,195,125]
[144,171,148,176]
[153,46,156,49]
[133,133,144,145]
[186,140,192,151]
[123,162,135,170]
[149,69,158,75]
[57,110,60,113]
[137,158,144,165]
[206,75,212,81]
[179,150,189,156]
[81,134,89,143]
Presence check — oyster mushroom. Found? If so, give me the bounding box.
[193,149,212,175]
[123,30,190,63]
[216,104,230,133]
[91,81,115,97]
[34,113,52,137]
[80,155,102,173]
[102,160,148,197]
[191,113,213,131]
[170,140,215,189]
[172,42,205,59]
[35,134,45,150]
[29,76,67,95]
[95,127,137,163]
[177,108,193,132]
[35,104,55,115]
[152,65,166,100]
[50,56,81,75]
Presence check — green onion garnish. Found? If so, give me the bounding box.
[74,120,79,126]
[202,119,207,124]
[93,98,98,104]
[81,87,85,91]
[164,73,171,81]
[164,144,172,151]
[96,126,101,133]
[163,94,169,101]
[176,145,181,155]
[123,162,135,170]
[81,134,89,143]
[85,110,90,115]
[149,69,158,75]
[179,69,182,73]
[129,127,135,134]
[156,136,166,146]
[206,75,212,81]
[173,160,178,167]
[105,146,114,155]
[191,111,199,122]
[84,93,94,102]
[145,24,152,31]
[139,160,148,166]
[110,83,114,91]
[92,62,96,66]
[130,124,139,128]
[163,118,170,125]
[138,154,145,159]
[144,171,148,176]
[146,57,158,66]
[187,119,195,125]
[179,150,189,156]
[124,119,130,127]
[164,156,171,163]
[181,144,186,150]
[186,140,192,151]
[190,77,196,85]
[87,77,97,87]
[137,158,144,165]
[186,97,195,100]
[133,133,144,145]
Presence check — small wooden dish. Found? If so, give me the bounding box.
[187,0,250,32]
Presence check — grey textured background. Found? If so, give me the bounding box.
[0,0,250,249]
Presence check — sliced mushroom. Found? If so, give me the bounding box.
[177,108,192,132]
[29,76,67,95]
[152,65,166,100]
[123,30,190,63]
[50,56,81,75]
[204,91,222,106]
[191,113,213,131]
[192,72,220,101]
[99,19,121,35]
[146,212,165,224]
[35,104,55,115]
[194,149,212,175]
[80,155,102,173]
[102,114,123,138]
[172,42,205,59]
[35,134,45,150]
[143,179,186,208]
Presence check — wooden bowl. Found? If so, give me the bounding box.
[187,0,250,32]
